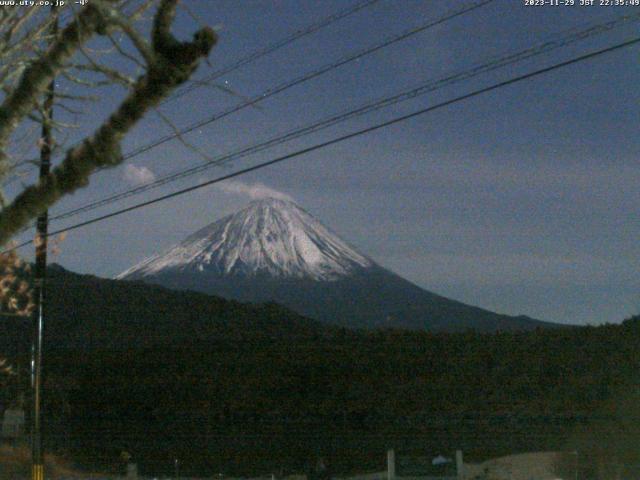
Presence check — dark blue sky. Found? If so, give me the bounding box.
[10,0,640,325]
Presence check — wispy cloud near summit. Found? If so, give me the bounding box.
[216,180,294,202]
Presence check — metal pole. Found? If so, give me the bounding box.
[387,449,395,480]
[31,8,56,480]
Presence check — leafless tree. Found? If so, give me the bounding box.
[0,0,217,247]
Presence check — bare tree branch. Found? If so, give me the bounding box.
[0,0,217,245]
[0,4,113,162]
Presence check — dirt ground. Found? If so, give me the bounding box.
[462,451,564,480]
[0,444,84,480]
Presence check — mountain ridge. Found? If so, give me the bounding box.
[0,263,328,356]
[119,197,561,332]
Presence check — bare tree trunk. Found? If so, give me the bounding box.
[0,0,217,246]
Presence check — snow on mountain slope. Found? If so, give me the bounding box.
[117,197,560,332]
[118,198,373,281]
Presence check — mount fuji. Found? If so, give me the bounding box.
[118,198,556,332]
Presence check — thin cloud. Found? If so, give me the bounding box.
[124,164,156,186]
[216,180,294,202]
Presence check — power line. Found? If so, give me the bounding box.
[49,11,640,223]
[163,0,384,105]
[7,35,639,252]
[15,0,383,175]
[2,0,497,243]
[119,0,496,161]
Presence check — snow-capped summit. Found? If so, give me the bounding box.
[118,197,556,332]
[118,197,373,282]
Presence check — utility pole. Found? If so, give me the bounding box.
[31,7,57,480]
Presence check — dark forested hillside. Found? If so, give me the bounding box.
[51,318,640,478]
[0,264,327,354]
[1,267,638,478]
